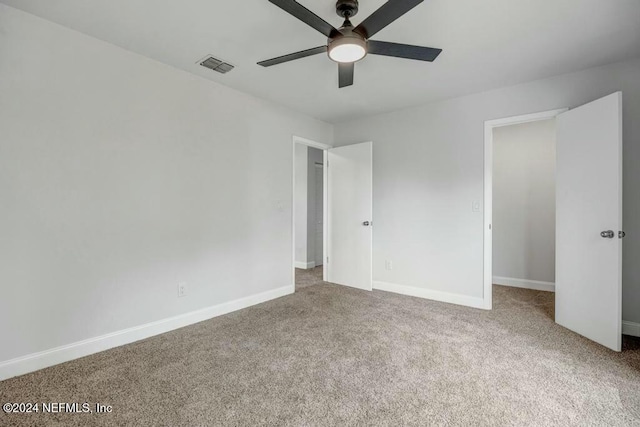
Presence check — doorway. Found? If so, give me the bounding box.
[484,109,567,310]
[293,137,328,291]
[493,118,557,290]
[484,108,566,310]
[491,117,558,319]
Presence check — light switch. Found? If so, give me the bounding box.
[472,201,481,212]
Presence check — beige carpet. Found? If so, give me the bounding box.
[295,266,323,290]
[1,278,639,426]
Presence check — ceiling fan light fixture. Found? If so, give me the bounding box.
[260,0,442,88]
[328,37,367,63]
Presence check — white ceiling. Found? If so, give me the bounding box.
[3,0,640,123]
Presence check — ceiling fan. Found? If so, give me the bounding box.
[258,0,442,88]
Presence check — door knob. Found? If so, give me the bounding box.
[619,231,626,238]
[600,230,615,238]
[362,221,370,226]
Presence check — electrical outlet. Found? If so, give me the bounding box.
[385,260,393,270]
[178,282,187,298]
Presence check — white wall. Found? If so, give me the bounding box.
[306,147,324,266]
[0,4,332,364]
[493,119,556,284]
[334,57,640,323]
[294,144,309,266]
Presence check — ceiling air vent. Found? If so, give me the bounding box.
[199,56,234,74]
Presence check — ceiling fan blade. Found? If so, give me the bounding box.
[354,0,423,39]
[258,46,327,67]
[268,0,340,38]
[338,62,354,88]
[368,40,442,61]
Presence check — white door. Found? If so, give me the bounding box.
[327,142,373,290]
[314,164,324,266]
[556,92,623,351]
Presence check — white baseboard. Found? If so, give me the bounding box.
[373,281,487,310]
[0,285,294,381]
[295,261,315,269]
[622,321,640,337]
[493,276,555,292]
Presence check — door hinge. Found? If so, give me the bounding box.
[326,256,329,263]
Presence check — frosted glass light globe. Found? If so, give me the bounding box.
[329,43,366,63]
[328,37,367,63]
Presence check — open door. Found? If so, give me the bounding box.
[326,142,373,290]
[556,92,623,351]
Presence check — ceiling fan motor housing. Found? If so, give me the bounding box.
[336,0,359,18]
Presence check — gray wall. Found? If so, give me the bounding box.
[0,5,332,362]
[294,145,323,267]
[306,147,324,266]
[294,144,309,265]
[493,119,556,284]
[335,57,640,323]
